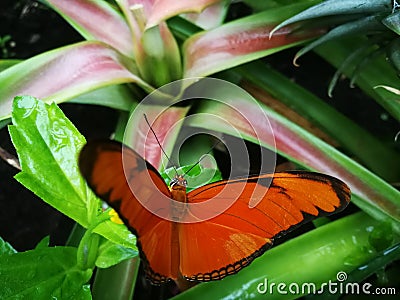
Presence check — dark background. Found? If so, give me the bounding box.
[0,0,398,251]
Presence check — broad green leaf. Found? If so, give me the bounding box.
[45,0,134,57]
[0,246,92,299]
[184,79,400,224]
[68,84,137,112]
[173,212,390,299]
[183,1,323,78]
[96,239,138,269]
[0,41,153,121]
[9,96,136,249]
[0,237,17,255]
[9,96,91,226]
[270,0,392,36]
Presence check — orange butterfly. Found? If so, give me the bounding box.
[79,140,350,286]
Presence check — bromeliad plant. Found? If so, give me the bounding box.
[0,0,400,298]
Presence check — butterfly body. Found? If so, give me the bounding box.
[169,175,189,222]
[79,140,351,285]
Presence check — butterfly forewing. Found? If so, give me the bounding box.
[79,140,179,283]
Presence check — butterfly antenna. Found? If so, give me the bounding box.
[143,114,178,175]
[184,139,222,176]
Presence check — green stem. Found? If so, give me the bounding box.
[76,228,100,270]
[76,212,111,269]
[92,257,140,300]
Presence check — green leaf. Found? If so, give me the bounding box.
[382,10,400,35]
[96,238,138,269]
[0,59,21,72]
[387,38,400,73]
[182,2,229,30]
[237,62,400,181]
[271,0,392,36]
[145,0,222,28]
[92,257,139,300]
[9,96,91,226]
[0,246,92,299]
[183,1,323,78]
[0,237,17,255]
[293,15,384,65]
[94,219,137,250]
[315,38,400,121]
[0,41,153,120]
[184,79,400,224]
[162,164,222,192]
[140,24,182,87]
[348,242,400,281]
[45,0,134,57]
[326,43,375,97]
[167,16,203,41]
[35,236,50,249]
[68,84,137,112]
[316,242,400,299]
[9,96,137,249]
[124,104,191,169]
[0,118,10,129]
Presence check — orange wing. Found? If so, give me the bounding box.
[79,140,177,284]
[180,172,350,281]
[80,140,351,284]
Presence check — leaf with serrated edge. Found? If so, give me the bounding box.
[9,96,137,249]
